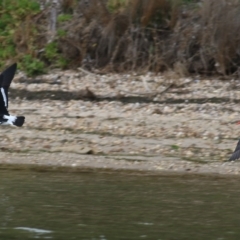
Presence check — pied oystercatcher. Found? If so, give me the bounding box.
[0,63,25,127]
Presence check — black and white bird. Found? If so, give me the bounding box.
[0,63,25,127]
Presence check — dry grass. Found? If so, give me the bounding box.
[57,0,182,72]
[200,0,240,75]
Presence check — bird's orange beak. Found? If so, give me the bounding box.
[237,121,240,125]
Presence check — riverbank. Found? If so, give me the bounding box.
[3,69,240,175]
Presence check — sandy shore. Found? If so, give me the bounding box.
[2,69,240,175]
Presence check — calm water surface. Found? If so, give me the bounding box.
[0,170,240,240]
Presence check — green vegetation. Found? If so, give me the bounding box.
[57,14,72,22]
[20,55,45,76]
[44,41,68,68]
[0,0,68,76]
[107,0,129,12]
[57,57,68,69]
[0,0,41,72]
[57,29,67,37]
[171,145,179,150]
[45,42,58,61]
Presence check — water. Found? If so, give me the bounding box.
[0,170,240,240]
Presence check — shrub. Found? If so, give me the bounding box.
[21,55,45,76]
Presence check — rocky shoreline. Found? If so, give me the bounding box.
[2,69,240,175]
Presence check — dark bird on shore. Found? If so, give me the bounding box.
[0,63,25,127]
[229,138,240,161]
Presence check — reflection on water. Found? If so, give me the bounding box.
[0,170,240,239]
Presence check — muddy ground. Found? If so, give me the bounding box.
[2,69,240,175]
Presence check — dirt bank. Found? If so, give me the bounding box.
[2,69,240,175]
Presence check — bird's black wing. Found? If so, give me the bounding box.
[229,139,240,161]
[0,74,8,115]
[0,63,17,115]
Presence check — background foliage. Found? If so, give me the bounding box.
[0,0,240,77]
